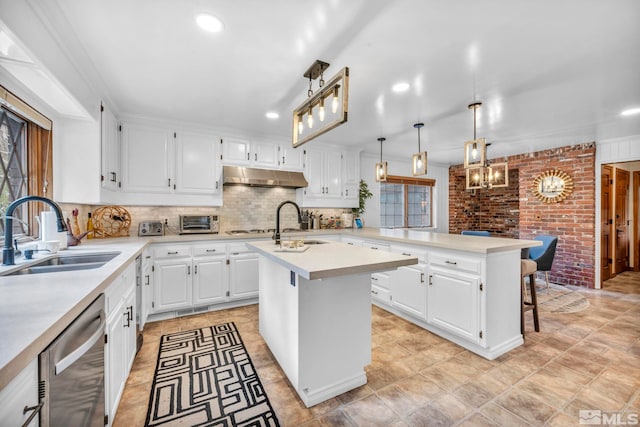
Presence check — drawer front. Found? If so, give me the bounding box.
[153,245,191,259]
[390,244,428,263]
[430,253,481,275]
[342,237,363,246]
[371,284,391,304]
[371,272,390,289]
[193,243,227,257]
[363,241,390,251]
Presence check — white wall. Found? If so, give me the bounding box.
[359,152,449,233]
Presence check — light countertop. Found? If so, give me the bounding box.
[0,227,540,389]
[248,240,418,280]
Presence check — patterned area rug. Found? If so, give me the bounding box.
[145,322,279,426]
[536,284,590,313]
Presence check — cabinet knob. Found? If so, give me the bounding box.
[371,290,378,295]
[445,260,457,265]
[429,275,433,285]
[420,272,425,283]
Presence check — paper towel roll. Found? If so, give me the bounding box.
[40,211,67,249]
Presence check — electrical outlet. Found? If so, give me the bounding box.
[164,218,168,225]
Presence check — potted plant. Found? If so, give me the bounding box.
[352,179,372,227]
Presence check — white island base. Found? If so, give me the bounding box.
[259,258,371,407]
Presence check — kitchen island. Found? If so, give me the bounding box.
[247,239,418,407]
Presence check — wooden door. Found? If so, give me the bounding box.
[601,165,613,281]
[635,171,640,272]
[615,168,630,274]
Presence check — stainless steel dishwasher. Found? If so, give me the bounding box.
[39,294,106,426]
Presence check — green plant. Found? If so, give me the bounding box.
[352,179,373,217]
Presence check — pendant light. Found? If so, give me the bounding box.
[463,102,485,169]
[411,122,427,176]
[375,137,388,182]
[463,101,508,190]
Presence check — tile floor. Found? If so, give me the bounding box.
[114,273,640,426]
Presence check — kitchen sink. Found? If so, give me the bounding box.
[28,252,120,266]
[5,252,121,276]
[302,240,328,245]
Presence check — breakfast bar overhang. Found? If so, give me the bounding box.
[247,240,418,407]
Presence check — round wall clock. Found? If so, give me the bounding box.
[532,170,573,203]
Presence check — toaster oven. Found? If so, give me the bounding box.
[179,215,219,234]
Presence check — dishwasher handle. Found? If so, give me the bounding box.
[54,310,106,375]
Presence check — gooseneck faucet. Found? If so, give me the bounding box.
[273,200,302,245]
[2,196,67,265]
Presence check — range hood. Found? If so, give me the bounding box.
[223,166,308,188]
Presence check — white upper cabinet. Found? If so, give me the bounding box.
[121,122,173,193]
[252,141,279,168]
[342,149,360,203]
[175,131,221,195]
[222,138,303,171]
[221,137,251,165]
[118,120,223,205]
[100,102,121,191]
[280,145,304,171]
[297,146,359,208]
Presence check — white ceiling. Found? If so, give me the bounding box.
[5,0,640,164]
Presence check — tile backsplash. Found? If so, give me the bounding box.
[59,186,351,237]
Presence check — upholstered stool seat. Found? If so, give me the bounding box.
[520,259,540,336]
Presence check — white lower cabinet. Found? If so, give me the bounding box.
[140,249,153,330]
[154,257,192,311]
[193,255,227,306]
[427,265,480,343]
[146,241,262,320]
[389,245,428,321]
[371,272,391,304]
[228,245,259,300]
[105,261,136,426]
[0,357,39,426]
[391,264,428,321]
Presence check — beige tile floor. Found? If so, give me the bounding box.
[114,273,640,426]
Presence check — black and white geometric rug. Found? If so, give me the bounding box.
[145,322,280,426]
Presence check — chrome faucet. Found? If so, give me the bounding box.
[2,196,67,265]
[273,200,302,245]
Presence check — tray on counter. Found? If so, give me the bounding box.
[274,245,310,253]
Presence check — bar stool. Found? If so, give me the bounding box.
[520,259,540,336]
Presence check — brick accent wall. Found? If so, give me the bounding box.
[449,143,596,288]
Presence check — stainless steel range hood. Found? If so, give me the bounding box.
[223,166,308,188]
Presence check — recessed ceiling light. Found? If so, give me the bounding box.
[392,82,410,93]
[265,111,279,119]
[621,107,640,116]
[196,13,224,33]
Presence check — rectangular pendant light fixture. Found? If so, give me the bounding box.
[292,62,349,148]
[463,138,485,169]
[465,162,509,189]
[411,122,427,176]
[412,152,427,176]
[375,137,387,182]
[375,161,388,182]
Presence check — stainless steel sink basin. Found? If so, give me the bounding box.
[29,252,120,266]
[5,252,121,276]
